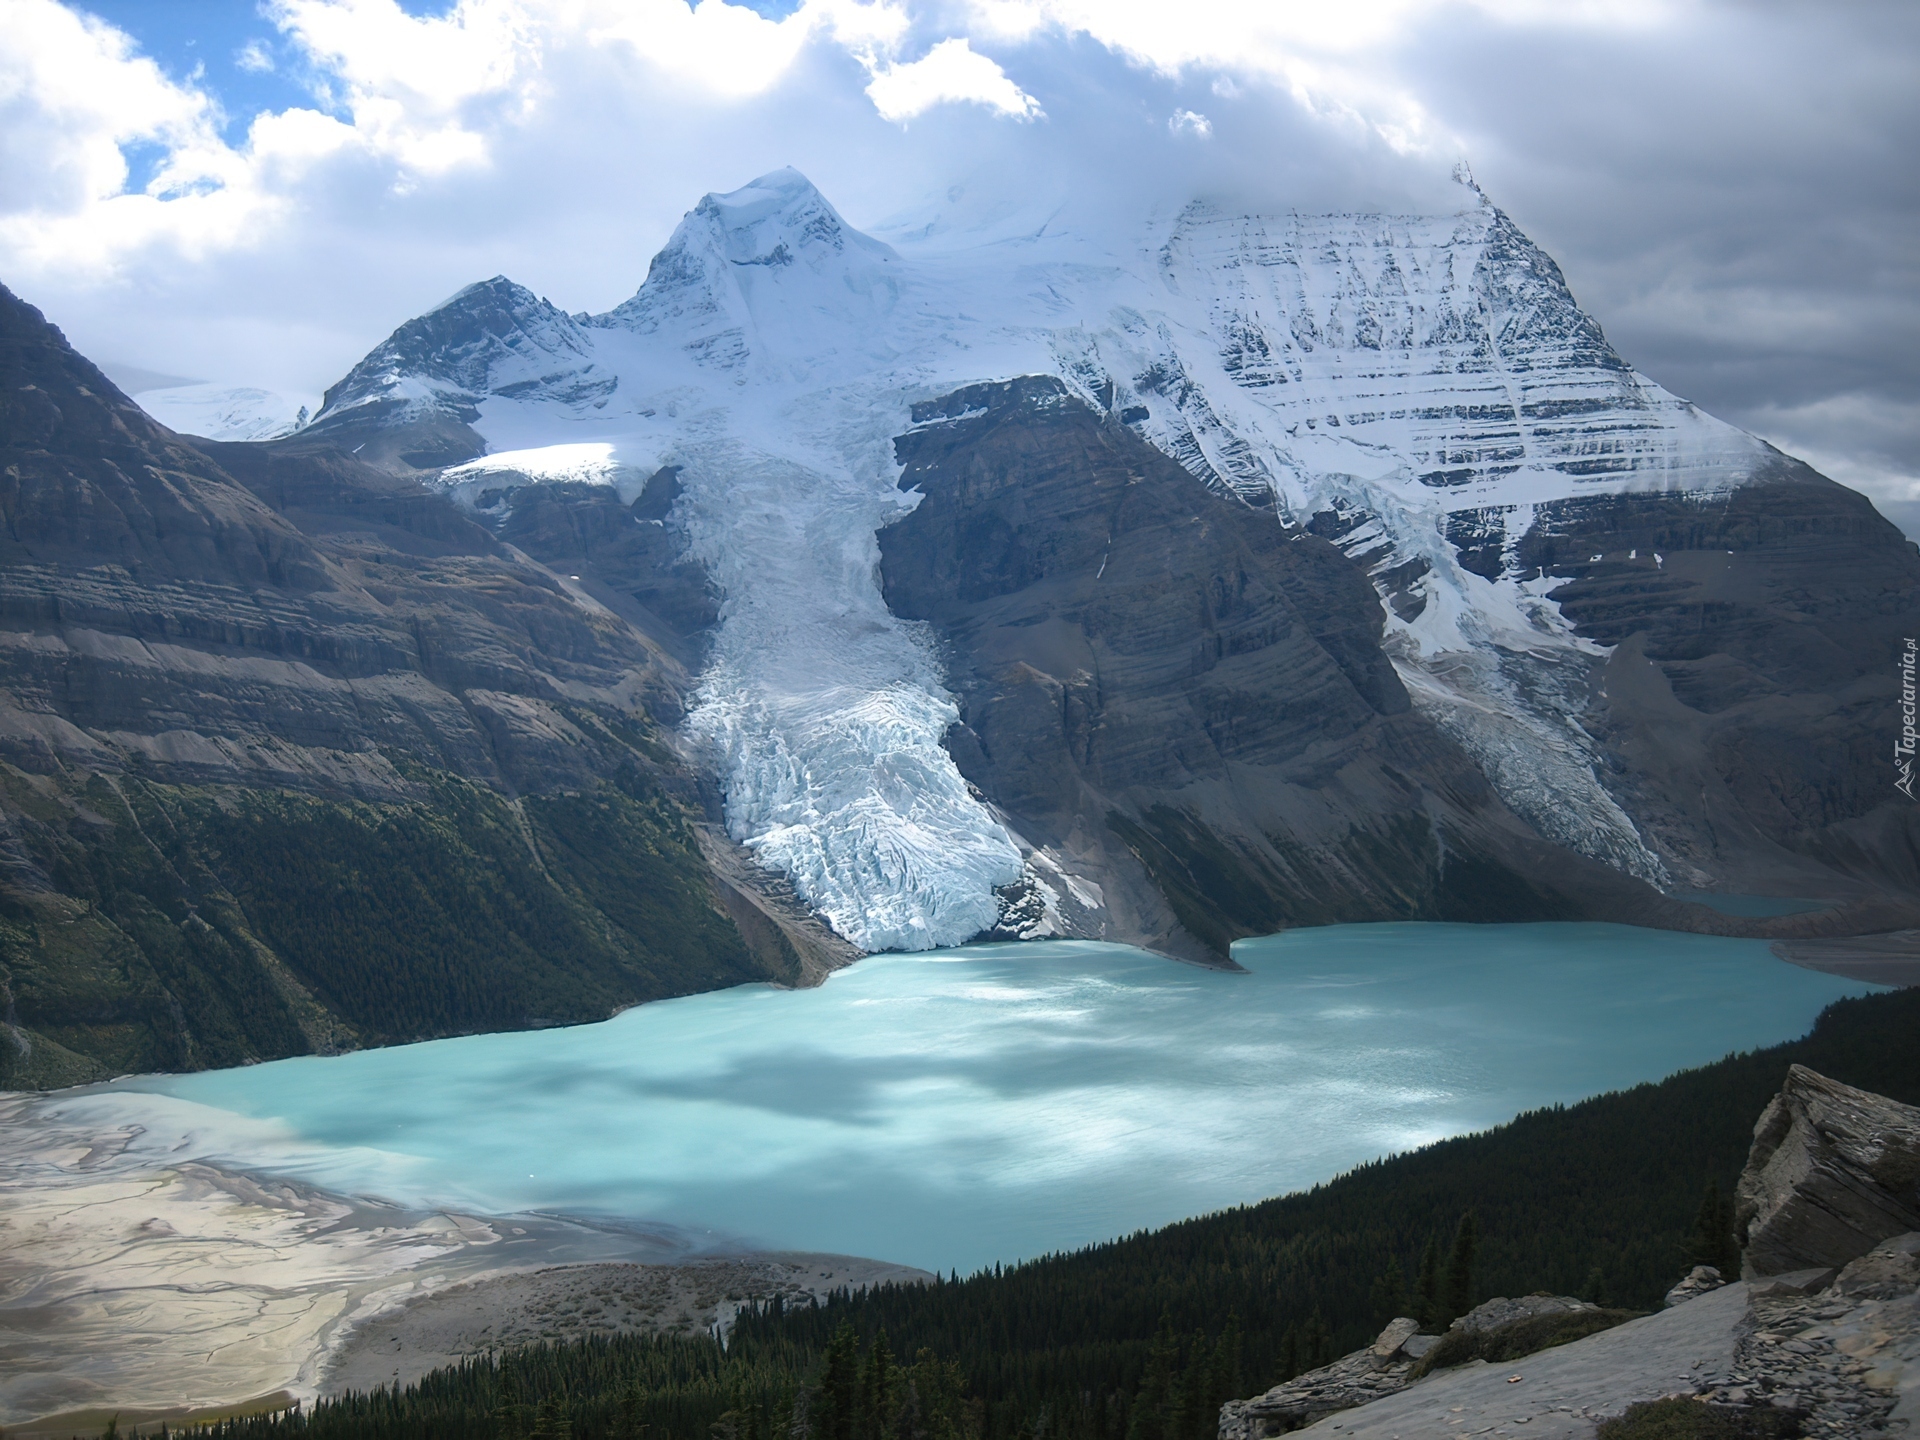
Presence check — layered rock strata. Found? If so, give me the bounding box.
[0,283,844,1084]
[1735,1066,1920,1279]
[1690,1242,1919,1431]
[288,168,1920,953]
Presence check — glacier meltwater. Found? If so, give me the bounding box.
[49,925,1880,1274]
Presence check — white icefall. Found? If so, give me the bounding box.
[313,168,1789,944]
[670,429,1024,952]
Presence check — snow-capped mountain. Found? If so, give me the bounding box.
[297,167,1910,953]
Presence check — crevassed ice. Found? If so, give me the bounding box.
[674,433,1023,951]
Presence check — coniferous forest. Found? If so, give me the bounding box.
[196,985,1920,1440]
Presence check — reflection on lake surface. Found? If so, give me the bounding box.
[54,922,1881,1273]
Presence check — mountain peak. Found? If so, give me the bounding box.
[688,167,894,270]
[599,167,899,371]
[308,272,596,450]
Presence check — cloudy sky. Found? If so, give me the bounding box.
[3,0,1914,508]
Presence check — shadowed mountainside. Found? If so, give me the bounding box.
[877,378,1920,960]
[0,283,846,1087]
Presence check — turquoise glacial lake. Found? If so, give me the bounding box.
[59,923,1881,1274]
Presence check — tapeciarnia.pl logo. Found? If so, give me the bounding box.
[1899,637,1918,799]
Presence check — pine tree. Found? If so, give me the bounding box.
[1164,1331,1207,1440]
[531,1392,573,1440]
[1370,1257,1407,1322]
[1203,1312,1243,1440]
[616,1377,650,1440]
[1441,1212,1478,1326]
[858,1329,899,1440]
[1413,1235,1442,1330]
[1302,1313,1332,1373]
[497,1364,531,1439]
[1685,1181,1739,1277]
[1125,1313,1179,1440]
[1182,1320,1244,1440]
[1276,1325,1300,1384]
[815,1323,860,1440]
[1580,1266,1610,1308]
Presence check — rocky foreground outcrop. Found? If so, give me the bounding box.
[1737,1066,1920,1280]
[1218,1071,1920,1436]
[1217,1298,1608,1437]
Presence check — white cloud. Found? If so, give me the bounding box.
[593,0,912,100]
[0,0,265,270]
[270,0,537,176]
[0,0,1910,506]
[1740,395,1920,504]
[864,37,1042,122]
[235,39,276,74]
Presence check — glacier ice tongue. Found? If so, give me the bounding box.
[673,427,1023,953]
[435,442,655,510]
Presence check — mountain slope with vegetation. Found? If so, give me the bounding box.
[0,283,843,1087]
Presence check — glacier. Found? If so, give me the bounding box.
[309,167,1779,948]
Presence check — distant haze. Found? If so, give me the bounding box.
[5,0,1914,508]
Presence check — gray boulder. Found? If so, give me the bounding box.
[1366,1317,1420,1370]
[1663,1264,1729,1307]
[1746,1265,1837,1298]
[1835,1231,1920,1299]
[1446,1293,1594,1333]
[1216,1319,1424,1438]
[1735,1065,1920,1278]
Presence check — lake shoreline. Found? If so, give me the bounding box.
[0,1091,923,1433]
[2,924,1890,1432]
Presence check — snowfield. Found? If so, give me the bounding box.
[135,383,311,442]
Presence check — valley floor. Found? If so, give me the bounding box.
[0,1093,922,1433]
[324,1254,929,1397]
[1773,931,1920,989]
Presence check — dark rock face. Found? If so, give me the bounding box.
[302,277,607,470]
[879,377,1682,960]
[1,296,327,591]
[489,468,719,672]
[1735,1065,1920,1278]
[1483,463,1920,900]
[0,283,841,1087]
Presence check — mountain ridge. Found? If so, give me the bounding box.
[6,162,1916,1073]
[254,166,1920,958]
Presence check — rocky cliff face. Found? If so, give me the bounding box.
[879,378,1739,958]
[0,283,845,1087]
[1502,471,1920,897]
[1735,1065,1920,1279]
